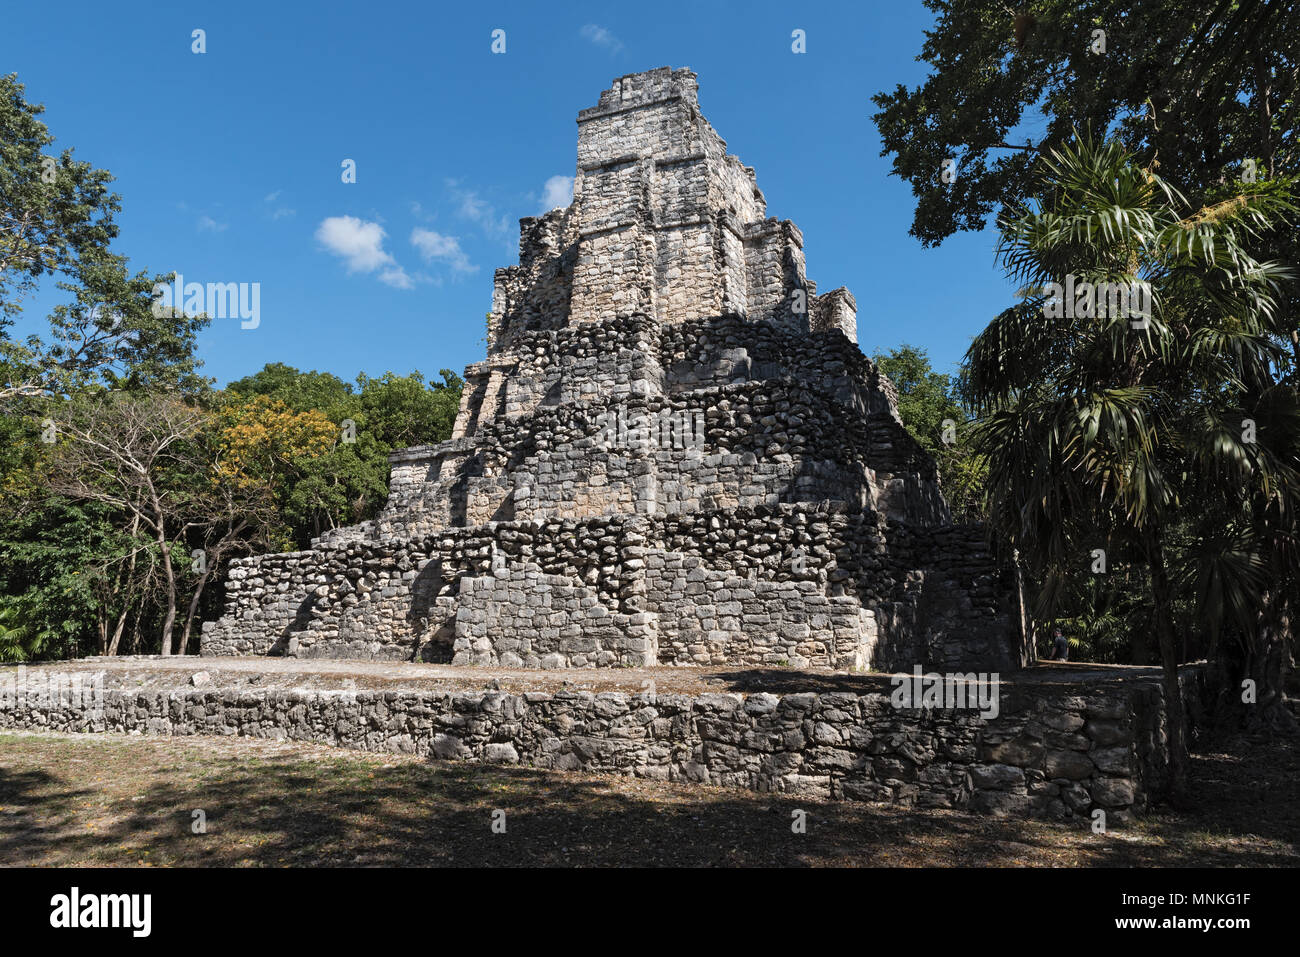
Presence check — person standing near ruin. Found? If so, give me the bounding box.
[1051,627,1070,661]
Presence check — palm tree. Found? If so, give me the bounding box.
[963,135,1297,801]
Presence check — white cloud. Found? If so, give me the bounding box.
[379,266,414,289]
[580,24,623,53]
[314,215,400,276]
[446,179,509,239]
[411,227,476,274]
[197,215,227,233]
[540,175,574,213]
[263,190,294,219]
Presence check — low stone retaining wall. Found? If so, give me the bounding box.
[201,504,1020,674]
[0,664,1202,822]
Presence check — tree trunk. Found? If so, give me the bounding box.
[1012,548,1036,665]
[158,541,178,655]
[1146,528,1189,806]
[107,602,131,657]
[1256,47,1274,177]
[178,565,213,656]
[131,613,143,655]
[1244,591,1297,732]
[108,516,143,657]
[150,494,178,656]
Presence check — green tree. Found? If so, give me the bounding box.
[0,71,216,659]
[0,73,209,401]
[226,362,356,416]
[872,1,1300,380]
[45,394,210,655]
[873,345,987,520]
[0,73,115,321]
[871,1,1298,245]
[964,136,1297,798]
[0,494,127,661]
[220,363,462,545]
[357,369,463,449]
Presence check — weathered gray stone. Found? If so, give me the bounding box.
[1090,777,1137,807]
[970,789,1031,817]
[1085,718,1130,746]
[982,734,1044,765]
[197,67,1023,677]
[0,667,1201,821]
[483,743,520,764]
[1089,746,1133,775]
[970,763,1025,789]
[1045,749,1096,780]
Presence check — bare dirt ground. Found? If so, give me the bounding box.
[0,729,1294,867]
[4,655,1170,696]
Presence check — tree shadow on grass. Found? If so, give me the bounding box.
[0,765,94,864]
[0,737,1294,867]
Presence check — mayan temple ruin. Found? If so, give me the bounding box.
[201,66,1028,674]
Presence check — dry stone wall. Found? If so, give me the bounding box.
[1,665,1204,822]
[203,502,1016,673]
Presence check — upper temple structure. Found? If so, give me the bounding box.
[201,67,1027,673]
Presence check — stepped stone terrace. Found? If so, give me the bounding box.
[201,67,1028,676]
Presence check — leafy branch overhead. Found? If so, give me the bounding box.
[871,0,1299,247]
[0,73,209,403]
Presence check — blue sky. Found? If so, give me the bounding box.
[3,0,1015,388]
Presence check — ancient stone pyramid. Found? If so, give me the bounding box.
[202,67,1025,673]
